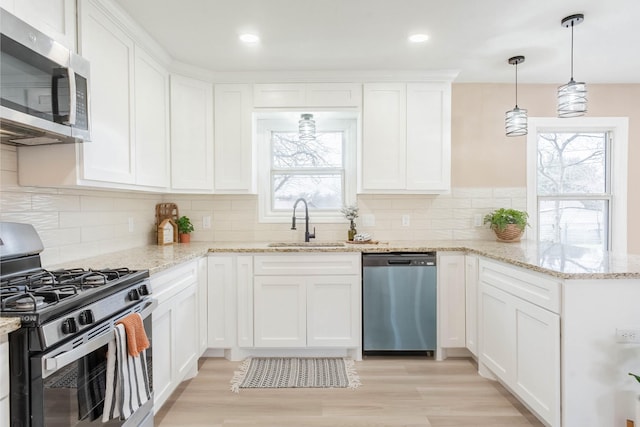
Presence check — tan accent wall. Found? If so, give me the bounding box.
[452,83,640,253]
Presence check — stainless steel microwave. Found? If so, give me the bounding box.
[0,8,91,145]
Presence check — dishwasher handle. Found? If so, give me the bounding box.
[387,259,412,265]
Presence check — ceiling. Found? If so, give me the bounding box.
[112,0,640,83]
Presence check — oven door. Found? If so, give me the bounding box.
[31,299,155,427]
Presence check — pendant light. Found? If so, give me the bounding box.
[557,14,587,118]
[505,55,527,137]
[298,114,316,142]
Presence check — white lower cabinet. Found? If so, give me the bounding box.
[197,257,208,355]
[251,253,361,350]
[151,260,200,411]
[0,334,8,427]
[437,253,466,349]
[478,258,560,427]
[254,276,307,347]
[207,255,253,348]
[464,254,478,356]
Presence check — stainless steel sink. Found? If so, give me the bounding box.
[267,242,346,247]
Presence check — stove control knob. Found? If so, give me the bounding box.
[128,288,141,301]
[61,318,78,334]
[138,284,150,296]
[78,310,95,325]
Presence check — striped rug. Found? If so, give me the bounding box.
[230,357,361,393]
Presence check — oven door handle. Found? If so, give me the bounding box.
[44,330,113,374]
[42,299,156,378]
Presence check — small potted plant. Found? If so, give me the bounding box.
[176,216,194,243]
[484,208,529,242]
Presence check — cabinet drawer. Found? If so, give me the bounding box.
[254,254,361,276]
[479,259,561,313]
[151,260,198,303]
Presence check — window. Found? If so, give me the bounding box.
[527,118,628,252]
[257,113,357,222]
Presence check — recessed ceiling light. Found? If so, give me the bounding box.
[408,33,429,43]
[239,33,260,44]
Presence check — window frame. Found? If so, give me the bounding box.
[526,117,628,253]
[256,112,358,223]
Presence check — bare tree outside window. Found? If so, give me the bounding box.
[536,132,610,249]
[271,131,345,210]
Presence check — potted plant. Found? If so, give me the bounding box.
[176,216,194,243]
[484,208,529,242]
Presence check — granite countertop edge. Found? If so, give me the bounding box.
[0,317,21,335]
[46,240,640,280]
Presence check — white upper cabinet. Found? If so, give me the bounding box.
[134,46,170,188]
[170,75,214,192]
[253,83,362,108]
[361,82,451,193]
[18,0,170,191]
[214,84,255,193]
[1,0,76,49]
[361,83,406,190]
[79,0,135,184]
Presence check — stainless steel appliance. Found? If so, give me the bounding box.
[0,222,154,427]
[362,253,437,354]
[0,9,91,145]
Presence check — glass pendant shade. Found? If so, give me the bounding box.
[558,14,587,118]
[298,114,316,142]
[557,79,587,118]
[505,107,528,137]
[505,55,527,137]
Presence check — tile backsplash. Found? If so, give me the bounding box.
[1,145,525,265]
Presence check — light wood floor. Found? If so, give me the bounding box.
[155,356,545,426]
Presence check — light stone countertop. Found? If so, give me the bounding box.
[0,317,21,335]
[46,239,640,280]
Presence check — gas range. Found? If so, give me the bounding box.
[1,266,150,350]
[0,222,156,427]
[0,222,151,350]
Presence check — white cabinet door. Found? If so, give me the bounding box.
[173,283,198,380]
[197,257,208,355]
[4,0,76,49]
[254,276,307,347]
[253,84,306,107]
[79,0,135,184]
[207,256,235,348]
[307,275,360,347]
[305,83,362,107]
[513,297,560,426]
[437,253,466,348]
[406,83,451,191]
[236,256,254,347]
[170,75,214,191]
[214,84,254,193]
[478,282,513,382]
[253,83,362,107]
[134,46,169,188]
[361,82,451,193]
[361,83,406,190]
[151,300,173,408]
[465,254,478,356]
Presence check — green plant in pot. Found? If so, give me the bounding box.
[176,216,194,243]
[483,208,529,242]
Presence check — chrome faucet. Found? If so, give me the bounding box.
[291,198,316,242]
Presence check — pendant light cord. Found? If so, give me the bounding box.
[570,21,575,80]
[515,61,519,107]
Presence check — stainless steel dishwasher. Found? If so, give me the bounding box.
[362,252,437,354]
